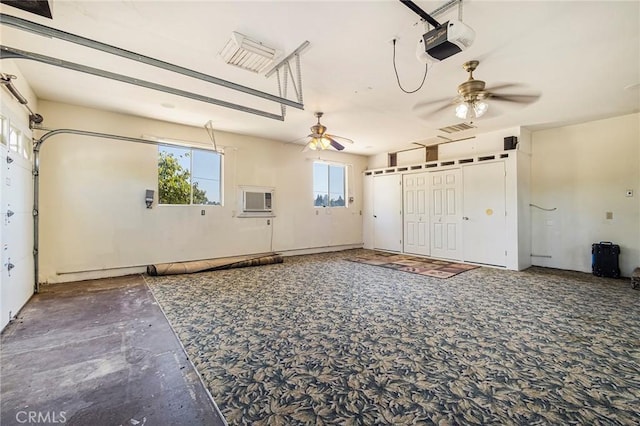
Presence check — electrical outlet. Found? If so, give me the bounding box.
[201,210,205,216]
[606,211,613,220]
[626,189,633,197]
[267,219,270,225]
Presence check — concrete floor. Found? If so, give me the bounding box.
[0,275,226,426]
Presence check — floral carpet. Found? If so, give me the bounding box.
[146,249,640,425]
[347,250,479,278]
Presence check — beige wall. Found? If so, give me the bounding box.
[37,101,367,283]
[530,113,640,276]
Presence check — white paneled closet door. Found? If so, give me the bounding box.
[430,169,462,260]
[462,162,507,266]
[373,174,402,252]
[403,173,429,256]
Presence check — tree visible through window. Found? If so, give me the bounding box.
[158,144,222,205]
[313,162,346,207]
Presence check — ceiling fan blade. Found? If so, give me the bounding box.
[484,83,523,92]
[413,96,457,111]
[327,137,345,151]
[489,93,541,104]
[285,134,314,145]
[326,133,354,144]
[417,101,456,118]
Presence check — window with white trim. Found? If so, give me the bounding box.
[313,161,346,207]
[157,144,222,205]
[9,125,19,153]
[0,116,6,146]
[21,133,32,160]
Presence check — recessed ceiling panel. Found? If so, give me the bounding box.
[1,0,52,19]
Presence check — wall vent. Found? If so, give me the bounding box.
[438,122,476,134]
[219,32,278,74]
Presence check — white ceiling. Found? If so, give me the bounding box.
[1,0,638,155]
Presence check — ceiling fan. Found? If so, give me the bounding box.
[301,112,354,151]
[414,60,540,120]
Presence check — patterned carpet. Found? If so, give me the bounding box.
[146,249,640,425]
[347,251,479,278]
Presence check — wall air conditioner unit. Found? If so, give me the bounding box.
[244,191,272,212]
[238,186,274,217]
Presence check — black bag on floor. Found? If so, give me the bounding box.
[591,242,620,278]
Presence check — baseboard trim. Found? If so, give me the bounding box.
[277,244,363,257]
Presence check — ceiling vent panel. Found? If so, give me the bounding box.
[1,0,52,18]
[219,32,278,74]
[438,122,476,134]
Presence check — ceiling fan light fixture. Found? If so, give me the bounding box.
[455,100,488,120]
[455,102,470,119]
[319,137,331,150]
[473,100,489,117]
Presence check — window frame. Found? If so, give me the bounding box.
[157,143,224,206]
[8,125,20,153]
[312,160,348,208]
[0,115,6,146]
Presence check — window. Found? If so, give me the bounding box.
[9,125,20,153]
[21,133,32,160]
[158,144,222,205]
[313,161,346,207]
[0,116,6,146]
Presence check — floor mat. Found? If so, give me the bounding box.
[147,253,283,276]
[347,250,479,278]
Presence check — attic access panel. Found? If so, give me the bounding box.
[1,0,52,18]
